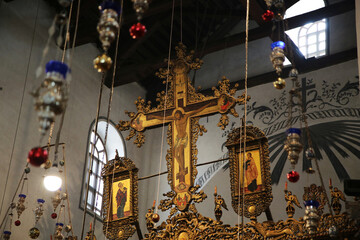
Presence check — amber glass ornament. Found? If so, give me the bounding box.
[273,77,285,89]
[29,227,40,239]
[287,170,300,183]
[262,10,274,21]
[152,213,160,223]
[129,22,146,39]
[93,54,113,73]
[27,147,48,167]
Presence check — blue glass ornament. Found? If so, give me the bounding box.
[287,128,301,135]
[37,199,45,204]
[304,200,320,208]
[271,41,285,50]
[19,194,27,199]
[45,61,69,79]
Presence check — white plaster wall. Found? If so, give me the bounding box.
[0,0,161,239]
[0,0,359,239]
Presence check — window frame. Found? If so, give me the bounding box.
[285,0,328,59]
[80,118,127,219]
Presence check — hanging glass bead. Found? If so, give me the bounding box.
[3,231,11,240]
[129,22,147,39]
[262,10,274,22]
[16,194,26,219]
[51,212,58,219]
[14,220,21,226]
[97,1,121,51]
[29,227,40,239]
[270,41,285,75]
[284,128,303,165]
[93,53,113,73]
[54,223,64,240]
[132,0,149,20]
[287,170,300,183]
[34,199,45,224]
[303,200,320,234]
[32,61,69,135]
[27,147,48,167]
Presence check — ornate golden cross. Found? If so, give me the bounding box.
[117,43,248,211]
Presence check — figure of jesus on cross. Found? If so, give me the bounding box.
[117,43,248,211]
[148,104,211,184]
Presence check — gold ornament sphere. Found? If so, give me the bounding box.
[273,77,286,89]
[248,205,256,214]
[93,54,112,73]
[29,227,40,239]
[118,230,124,237]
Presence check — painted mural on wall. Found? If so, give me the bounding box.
[195,60,359,188]
[247,76,360,184]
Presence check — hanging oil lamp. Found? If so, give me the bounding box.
[270,41,285,75]
[15,194,27,226]
[132,0,149,20]
[34,199,45,224]
[51,190,62,219]
[97,1,121,51]
[284,128,303,166]
[130,0,148,39]
[3,231,12,240]
[54,223,64,240]
[303,200,320,234]
[32,60,69,135]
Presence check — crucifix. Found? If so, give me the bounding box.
[117,43,249,211]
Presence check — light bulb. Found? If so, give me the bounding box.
[44,167,62,192]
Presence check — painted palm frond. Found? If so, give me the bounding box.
[270,120,360,184]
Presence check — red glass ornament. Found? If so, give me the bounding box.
[262,10,274,22]
[14,220,21,226]
[27,147,48,167]
[129,22,147,39]
[152,213,160,223]
[287,170,300,183]
[51,213,57,219]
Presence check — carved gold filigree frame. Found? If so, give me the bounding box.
[101,154,138,240]
[226,125,272,218]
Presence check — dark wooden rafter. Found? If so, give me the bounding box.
[199,48,358,96]
[112,0,355,87]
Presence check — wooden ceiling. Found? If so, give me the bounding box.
[45,0,356,103]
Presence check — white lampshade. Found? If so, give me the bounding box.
[43,167,62,192]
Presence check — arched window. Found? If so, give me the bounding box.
[81,119,126,216]
[285,0,326,58]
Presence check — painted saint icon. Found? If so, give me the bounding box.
[239,150,262,193]
[112,179,131,220]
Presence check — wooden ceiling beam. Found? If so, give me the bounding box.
[112,0,355,86]
[199,48,358,96]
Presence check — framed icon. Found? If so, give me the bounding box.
[102,152,138,239]
[226,125,272,218]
